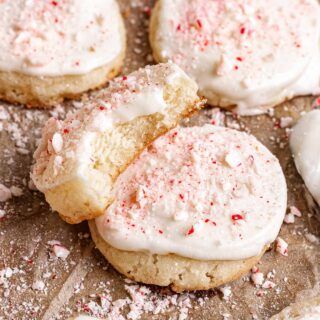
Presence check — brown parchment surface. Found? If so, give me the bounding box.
[0,1,319,319]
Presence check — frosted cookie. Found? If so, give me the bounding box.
[90,125,287,292]
[290,110,320,206]
[32,63,204,224]
[0,0,126,107]
[150,0,320,115]
[271,296,320,320]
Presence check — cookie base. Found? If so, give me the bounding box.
[0,10,126,108]
[89,220,266,292]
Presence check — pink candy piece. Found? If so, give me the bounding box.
[275,237,288,256]
[52,244,70,260]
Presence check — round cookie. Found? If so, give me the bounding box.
[32,63,204,224]
[270,296,320,320]
[0,0,126,107]
[150,0,320,115]
[89,220,266,293]
[91,125,287,292]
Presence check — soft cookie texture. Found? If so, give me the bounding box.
[150,0,320,115]
[270,296,320,320]
[91,125,287,291]
[32,63,204,224]
[89,220,266,293]
[0,0,126,106]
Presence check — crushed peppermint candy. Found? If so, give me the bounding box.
[289,206,302,217]
[275,237,288,256]
[32,280,46,291]
[49,242,70,260]
[262,280,276,289]
[220,286,232,300]
[10,186,23,197]
[284,213,295,224]
[52,132,64,153]
[0,209,6,219]
[251,270,264,286]
[279,117,293,128]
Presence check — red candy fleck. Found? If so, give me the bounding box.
[158,230,163,234]
[204,219,217,226]
[172,131,178,138]
[236,57,243,62]
[248,155,254,165]
[143,6,151,16]
[176,24,181,31]
[99,106,105,111]
[51,1,58,6]
[240,27,246,34]
[186,226,195,235]
[179,194,184,200]
[232,214,244,221]
[63,129,69,134]
[122,76,127,81]
[196,19,203,29]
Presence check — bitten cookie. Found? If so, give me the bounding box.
[271,296,320,320]
[90,125,287,292]
[32,63,204,224]
[0,0,126,107]
[150,0,320,115]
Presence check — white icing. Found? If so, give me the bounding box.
[94,88,168,132]
[0,0,123,76]
[290,110,320,206]
[153,0,320,115]
[95,125,287,261]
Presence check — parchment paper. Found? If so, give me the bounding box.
[0,1,319,319]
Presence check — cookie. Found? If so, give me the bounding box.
[89,220,266,293]
[90,125,287,292]
[32,63,204,224]
[150,0,320,115]
[290,110,320,206]
[0,0,126,107]
[271,296,320,320]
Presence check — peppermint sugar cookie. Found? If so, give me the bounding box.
[32,63,204,224]
[290,110,320,206]
[0,0,126,106]
[271,296,320,320]
[90,125,287,292]
[150,0,320,115]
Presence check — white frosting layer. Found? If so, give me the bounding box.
[96,125,287,261]
[290,110,320,206]
[153,0,320,115]
[0,0,123,76]
[32,63,192,191]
